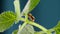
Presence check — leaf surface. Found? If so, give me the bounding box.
[0,11,16,32]
[22,0,40,15]
[29,0,40,12]
[52,21,60,34]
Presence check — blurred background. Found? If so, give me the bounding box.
[0,0,60,34]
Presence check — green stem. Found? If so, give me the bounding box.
[28,21,48,33]
[20,17,51,34]
[14,0,21,23]
[28,21,52,34]
[18,0,29,30]
[19,13,28,31]
[19,22,27,32]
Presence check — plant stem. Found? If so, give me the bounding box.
[20,17,51,34]
[20,18,48,32]
[28,21,52,34]
[17,0,29,31]
[17,25,21,34]
[14,0,21,23]
[19,13,28,32]
[19,22,27,32]
[28,21,48,33]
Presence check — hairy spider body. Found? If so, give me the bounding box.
[28,13,35,22]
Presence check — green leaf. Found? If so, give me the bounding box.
[52,21,60,34]
[12,30,18,34]
[22,0,40,15]
[0,11,16,32]
[29,0,40,12]
[12,24,35,34]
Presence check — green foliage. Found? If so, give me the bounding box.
[29,0,40,12]
[12,30,18,34]
[1,0,60,34]
[52,21,60,34]
[0,0,41,33]
[22,0,40,15]
[0,11,16,32]
[12,24,35,34]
